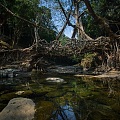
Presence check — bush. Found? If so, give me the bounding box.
[81,52,97,69]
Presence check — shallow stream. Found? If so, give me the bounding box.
[0,73,120,120]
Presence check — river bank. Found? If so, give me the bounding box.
[0,64,120,79]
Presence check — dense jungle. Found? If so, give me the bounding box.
[0,0,120,120]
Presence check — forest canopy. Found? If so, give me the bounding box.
[0,0,120,47]
[0,0,120,70]
[0,0,56,48]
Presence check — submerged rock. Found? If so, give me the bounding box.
[15,91,25,95]
[35,101,55,120]
[48,65,82,74]
[0,97,35,120]
[46,77,64,83]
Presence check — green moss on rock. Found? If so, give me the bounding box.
[35,101,55,120]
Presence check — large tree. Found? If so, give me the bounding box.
[54,0,119,40]
[46,0,120,69]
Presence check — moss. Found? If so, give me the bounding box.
[81,52,97,69]
[46,90,66,98]
[31,89,48,97]
[35,101,55,120]
[20,90,33,97]
[111,103,120,112]
[34,86,56,92]
[16,89,48,98]
[0,92,17,103]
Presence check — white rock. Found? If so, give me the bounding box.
[15,91,25,95]
[46,77,64,82]
[0,98,35,120]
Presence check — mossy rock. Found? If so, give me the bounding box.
[0,90,34,103]
[0,92,17,103]
[45,90,66,98]
[35,101,55,120]
[19,90,33,97]
[36,86,56,92]
[17,90,48,98]
[31,89,48,97]
[77,90,92,97]
[111,103,120,112]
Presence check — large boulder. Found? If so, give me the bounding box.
[0,97,35,120]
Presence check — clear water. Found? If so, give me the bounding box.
[0,74,120,120]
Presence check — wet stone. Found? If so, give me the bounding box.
[46,77,64,83]
[0,97,35,120]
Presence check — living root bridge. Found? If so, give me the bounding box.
[0,47,34,66]
[41,36,116,56]
[0,36,119,69]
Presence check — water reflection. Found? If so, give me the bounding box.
[51,104,76,120]
[0,75,120,120]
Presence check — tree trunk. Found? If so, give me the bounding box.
[73,1,93,40]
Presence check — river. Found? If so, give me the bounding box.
[0,73,120,120]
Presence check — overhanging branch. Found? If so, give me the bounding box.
[57,0,75,28]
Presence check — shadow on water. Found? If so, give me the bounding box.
[0,74,120,120]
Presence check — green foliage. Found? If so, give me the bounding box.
[81,52,97,69]
[96,0,120,34]
[59,34,69,46]
[35,101,55,120]
[71,54,80,63]
[82,15,105,38]
[84,52,96,59]
[82,0,120,38]
[0,0,56,48]
[39,28,56,43]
